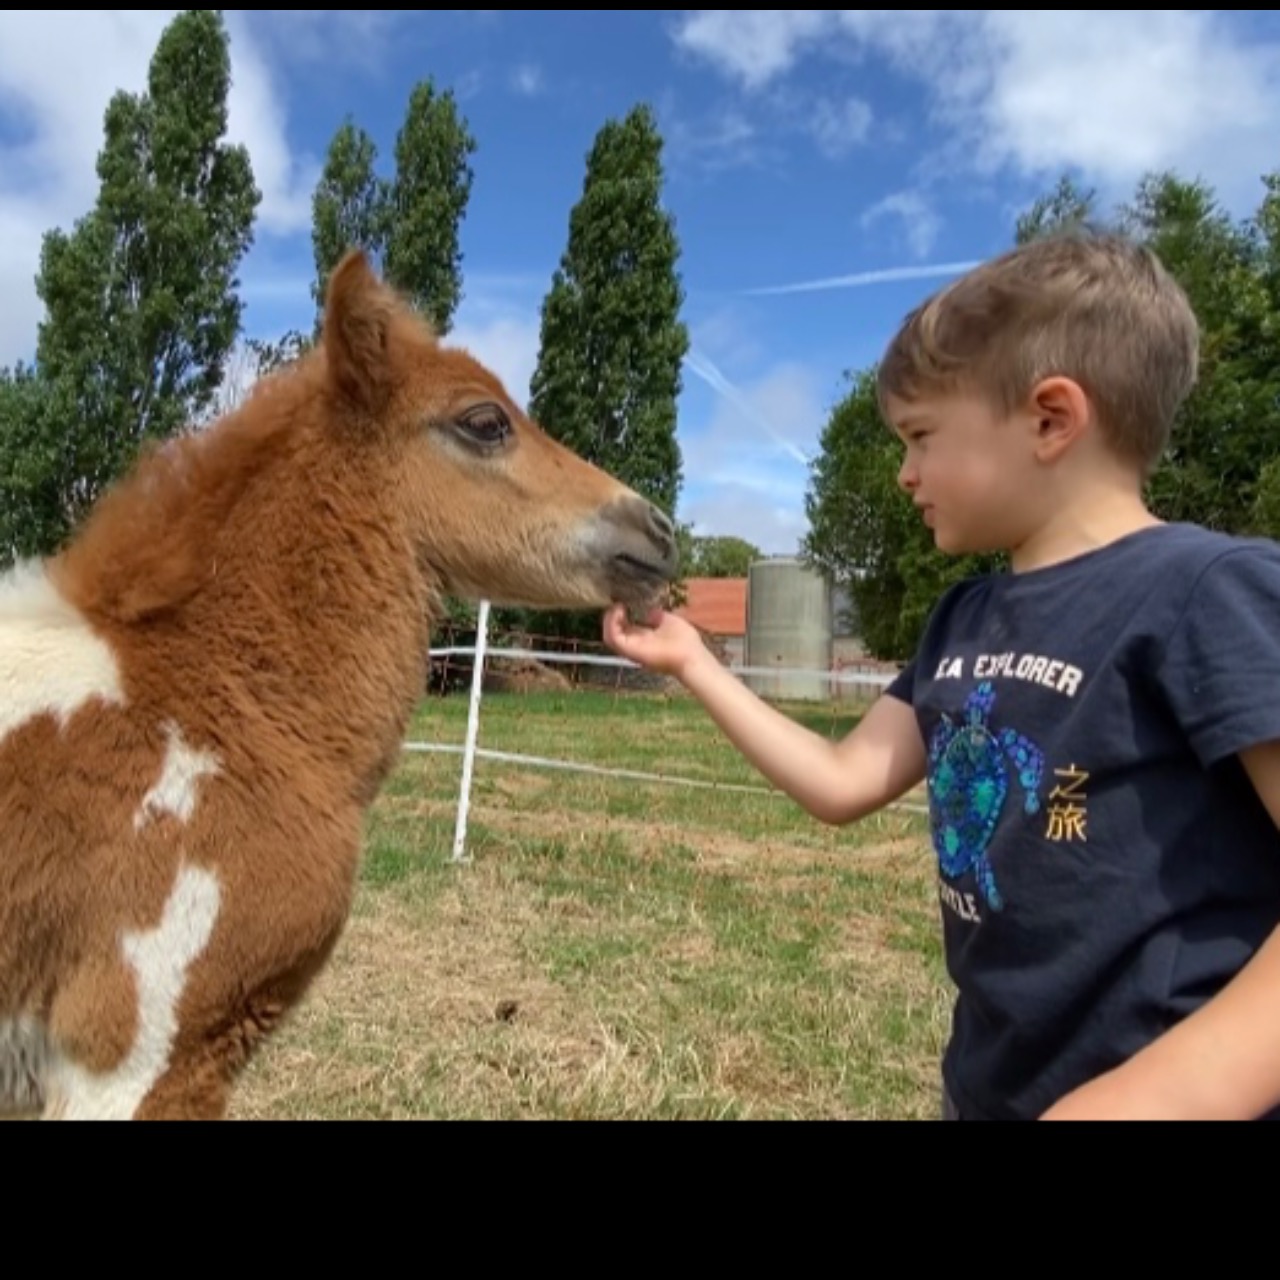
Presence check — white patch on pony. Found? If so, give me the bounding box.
[45,864,222,1120]
[134,722,222,831]
[0,560,125,744]
[0,1018,49,1115]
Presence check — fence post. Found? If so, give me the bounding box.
[451,600,491,864]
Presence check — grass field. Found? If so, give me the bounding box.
[229,687,951,1121]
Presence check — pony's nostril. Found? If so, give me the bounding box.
[648,504,674,539]
[645,504,676,556]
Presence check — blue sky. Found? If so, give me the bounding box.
[2,11,1279,553]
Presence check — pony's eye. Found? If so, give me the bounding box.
[455,404,511,448]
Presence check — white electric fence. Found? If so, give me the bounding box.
[414,603,922,864]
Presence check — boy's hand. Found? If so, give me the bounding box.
[1045,744,1280,1123]
[602,603,710,681]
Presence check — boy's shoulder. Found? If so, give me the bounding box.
[908,521,1280,663]
[1067,522,1280,613]
[940,522,1280,607]
[891,520,1280,763]
[1120,520,1280,567]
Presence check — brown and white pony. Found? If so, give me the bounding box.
[0,250,678,1119]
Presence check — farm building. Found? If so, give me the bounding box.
[675,559,877,697]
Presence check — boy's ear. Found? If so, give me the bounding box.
[1029,376,1091,463]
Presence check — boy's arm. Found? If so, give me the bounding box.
[679,648,927,825]
[1043,739,1280,1122]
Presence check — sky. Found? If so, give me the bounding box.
[2,10,1279,555]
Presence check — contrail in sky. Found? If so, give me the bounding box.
[742,260,980,296]
[685,259,981,463]
[684,349,812,466]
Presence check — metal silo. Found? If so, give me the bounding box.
[745,558,832,701]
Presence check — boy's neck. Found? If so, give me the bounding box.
[1008,486,1162,575]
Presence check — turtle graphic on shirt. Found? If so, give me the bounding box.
[928,681,1045,913]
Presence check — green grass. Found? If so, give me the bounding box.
[231,688,950,1121]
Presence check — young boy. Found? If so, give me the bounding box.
[603,231,1280,1121]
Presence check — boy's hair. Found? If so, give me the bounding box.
[877,230,1201,476]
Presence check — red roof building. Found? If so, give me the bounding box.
[675,578,748,637]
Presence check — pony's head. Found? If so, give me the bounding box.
[320,249,679,612]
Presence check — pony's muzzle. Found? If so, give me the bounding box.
[597,495,679,605]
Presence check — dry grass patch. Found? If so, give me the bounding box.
[229,690,951,1120]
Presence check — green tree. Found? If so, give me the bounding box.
[1253,459,1280,541]
[0,363,77,565]
[20,9,259,550]
[528,103,689,519]
[1250,174,1280,544]
[310,118,382,326]
[502,103,688,645]
[688,535,762,578]
[241,81,476,417]
[1256,172,1280,306]
[245,330,312,379]
[1119,172,1280,533]
[1016,173,1101,244]
[310,80,476,336]
[382,81,477,336]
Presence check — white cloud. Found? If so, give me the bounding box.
[808,96,874,159]
[511,64,544,97]
[447,273,550,411]
[714,361,826,467]
[679,357,826,555]
[0,10,323,367]
[862,191,943,260]
[664,105,762,174]
[662,84,877,174]
[672,11,1280,208]
[682,487,808,557]
[671,11,834,92]
[685,352,813,466]
[250,11,404,65]
[448,313,542,413]
[689,306,767,373]
[958,12,1280,204]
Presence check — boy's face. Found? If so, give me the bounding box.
[886,388,1042,557]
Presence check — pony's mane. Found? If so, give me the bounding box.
[55,359,321,625]
[54,258,443,627]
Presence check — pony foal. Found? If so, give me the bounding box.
[0,250,678,1119]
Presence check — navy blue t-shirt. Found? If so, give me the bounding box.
[886,522,1280,1120]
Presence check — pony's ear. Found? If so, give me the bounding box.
[323,250,396,410]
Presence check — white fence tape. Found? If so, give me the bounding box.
[430,644,899,689]
[408,740,930,818]
[424,612,918,862]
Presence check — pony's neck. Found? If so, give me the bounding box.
[208,449,435,804]
[55,396,438,808]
